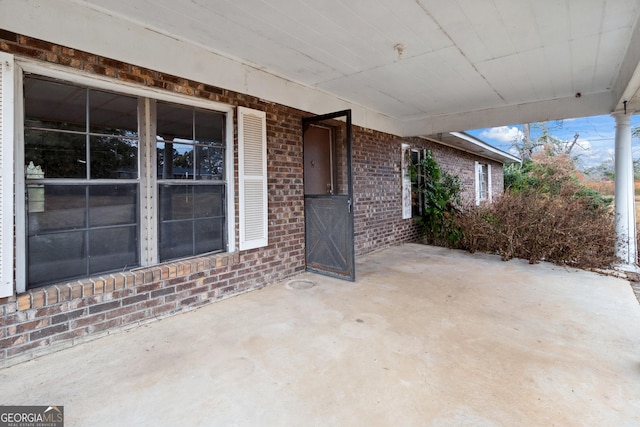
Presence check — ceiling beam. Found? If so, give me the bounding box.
[401,91,614,137]
[612,12,640,113]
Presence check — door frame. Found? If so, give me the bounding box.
[302,109,355,281]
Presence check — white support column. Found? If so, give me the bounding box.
[613,111,638,267]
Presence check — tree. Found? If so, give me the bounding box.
[511,121,585,162]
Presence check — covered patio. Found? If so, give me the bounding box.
[2,2,640,268]
[2,244,638,426]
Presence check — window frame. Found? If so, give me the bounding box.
[0,52,15,298]
[401,143,411,219]
[475,161,492,205]
[14,59,236,293]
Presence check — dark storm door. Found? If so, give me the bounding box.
[302,110,355,281]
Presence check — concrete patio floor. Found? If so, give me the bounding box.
[1,243,639,426]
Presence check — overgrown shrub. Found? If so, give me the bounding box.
[454,152,617,268]
[456,190,616,267]
[411,150,462,245]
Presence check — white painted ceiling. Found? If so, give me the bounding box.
[4,0,640,134]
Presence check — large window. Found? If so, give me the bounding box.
[23,75,227,288]
[156,101,226,261]
[24,77,139,287]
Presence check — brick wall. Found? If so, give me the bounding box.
[403,137,505,206]
[0,33,414,366]
[0,32,504,366]
[352,128,418,255]
[0,33,311,366]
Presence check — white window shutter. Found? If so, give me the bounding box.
[474,161,480,206]
[487,164,493,203]
[238,107,268,250]
[0,53,14,297]
[401,144,411,219]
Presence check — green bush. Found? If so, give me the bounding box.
[411,150,462,245]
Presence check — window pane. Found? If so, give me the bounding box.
[157,102,193,141]
[90,135,138,179]
[89,226,138,274]
[89,89,138,136]
[159,185,192,221]
[411,151,419,166]
[157,142,194,179]
[28,231,87,287]
[89,184,138,227]
[159,220,193,261]
[23,76,144,289]
[194,185,224,218]
[25,129,86,179]
[194,217,224,254]
[27,185,86,234]
[194,109,224,145]
[26,184,140,287]
[159,185,225,261]
[195,146,224,180]
[24,77,86,132]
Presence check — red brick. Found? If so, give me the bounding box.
[82,282,94,297]
[29,290,45,308]
[30,323,69,341]
[0,333,28,348]
[50,327,89,343]
[135,298,161,310]
[103,276,115,293]
[6,339,50,357]
[0,29,18,43]
[150,287,175,298]
[166,276,186,287]
[70,283,83,299]
[58,285,72,303]
[98,56,128,71]
[92,318,122,333]
[70,313,106,329]
[22,37,55,51]
[151,303,176,317]
[122,294,148,306]
[176,282,197,292]
[112,274,126,291]
[122,311,148,324]
[167,265,178,278]
[179,296,199,307]
[105,305,137,320]
[16,318,50,334]
[112,289,134,299]
[51,309,86,325]
[89,300,121,315]
[136,281,162,294]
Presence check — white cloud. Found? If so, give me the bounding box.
[480,126,524,144]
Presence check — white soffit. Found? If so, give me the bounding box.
[1,0,639,135]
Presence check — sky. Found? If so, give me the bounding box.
[466,114,640,170]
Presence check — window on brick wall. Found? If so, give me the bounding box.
[475,161,492,205]
[21,74,229,288]
[156,101,226,261]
